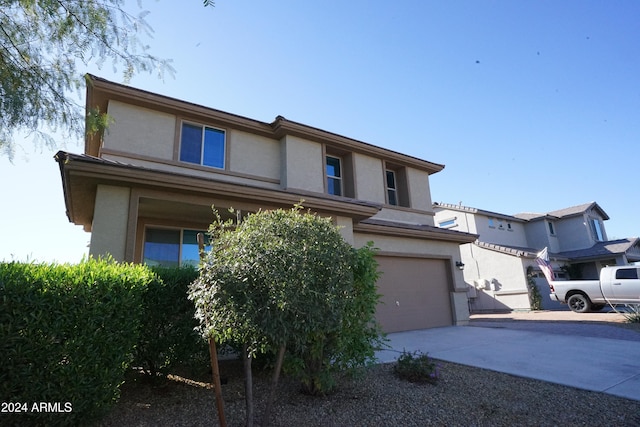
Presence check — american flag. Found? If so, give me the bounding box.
[536,247,555,283]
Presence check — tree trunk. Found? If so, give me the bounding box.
[243,343,254,427]
[261,344,286,426]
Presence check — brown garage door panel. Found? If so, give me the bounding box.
[375,256,452,333]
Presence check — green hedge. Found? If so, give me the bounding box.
[133,267,208,376]
[0,259,154,426]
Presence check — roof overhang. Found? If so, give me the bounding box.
[55,151,382,231]
[85,75,445,175]
[354,218,478,244]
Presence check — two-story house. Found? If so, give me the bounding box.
[55,75,477,333]
[433,202,640,312]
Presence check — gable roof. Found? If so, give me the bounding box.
[513,202,609,221]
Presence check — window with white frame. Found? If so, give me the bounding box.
[326,156,342,196]
[438,218,457,228]
[179,122,225,168]
[143,228,211,267]
[386,170,398,205]
[548,221,556,235]
[591,218,604,241]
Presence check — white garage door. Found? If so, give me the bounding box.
[375,256,453,333]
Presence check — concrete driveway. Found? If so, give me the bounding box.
[375,311,640,401]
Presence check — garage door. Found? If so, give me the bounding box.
[375,256,453,333]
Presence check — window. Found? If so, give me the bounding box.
[616,268,638,280]
[591,218,604,241]
[488,218,495,228]
[143,228,210,267]
[438,218,456,228]
[326,156,342,196]
[179,122,225,168]
[548,221,556,235]
[386,170,397,205]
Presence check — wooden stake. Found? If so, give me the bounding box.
[198,233,226,427]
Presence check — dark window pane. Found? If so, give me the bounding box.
[203,127,225,168]
[616,268,638,280]
[386,170,396,189]
[388,189,397,205]
[180,123,203,164]
[326,156,341,178]
[144,229,180,267]
[328,177,342,196]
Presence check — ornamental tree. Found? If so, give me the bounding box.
[189,205,384,426]
[0,0,213,159]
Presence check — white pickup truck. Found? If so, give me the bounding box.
[549,265,640,313]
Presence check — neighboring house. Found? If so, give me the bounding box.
[433,202,640,312]
[55,75,477,333]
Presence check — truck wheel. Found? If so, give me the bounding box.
[568,294,591,313]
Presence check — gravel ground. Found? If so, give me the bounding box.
[97,314,640,427]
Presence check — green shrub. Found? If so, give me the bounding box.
[394,350,440,384]
[283,242,386,395]
[0,258,153,426]
[133,266,208,376]
[623,304,640,323]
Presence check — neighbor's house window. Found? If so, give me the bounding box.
[143,228,210,267]
[548,221,556,235]
[438,218,456,228]
[326,156,342,196]
[179,122,225,168]
[386,170,398,205]
[591,218,604,241]
[488,217,495,228]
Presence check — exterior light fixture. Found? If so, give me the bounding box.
[456,261,465,270]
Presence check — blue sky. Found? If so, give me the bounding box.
[2,0,639,263]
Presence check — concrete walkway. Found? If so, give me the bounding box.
[376,325,640,401]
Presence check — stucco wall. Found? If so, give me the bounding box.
[280,135,324,192]
[463,245,531,312]
[556,215,593,251]
[371,207,434,225]
[89,185,131,261]
[228,130,280,180]
[406,168,433,213]
[353,153,385,203]
[104,100,176,160]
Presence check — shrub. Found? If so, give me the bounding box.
[0,258,153,426]
[133,266,208,376]
[283,242,386,395]
[394,350,440,384]
[623,304,640,323]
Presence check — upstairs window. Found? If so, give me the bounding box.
[326,156,342,196]
[143,228,211,267]
[386,170,398,205]
[179,122,225,168]
[591,218,604,241]
[439,218,456,228]
[548,221,556,235]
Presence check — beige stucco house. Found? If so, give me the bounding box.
[434,201,640,312]
[56,75,477,333]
